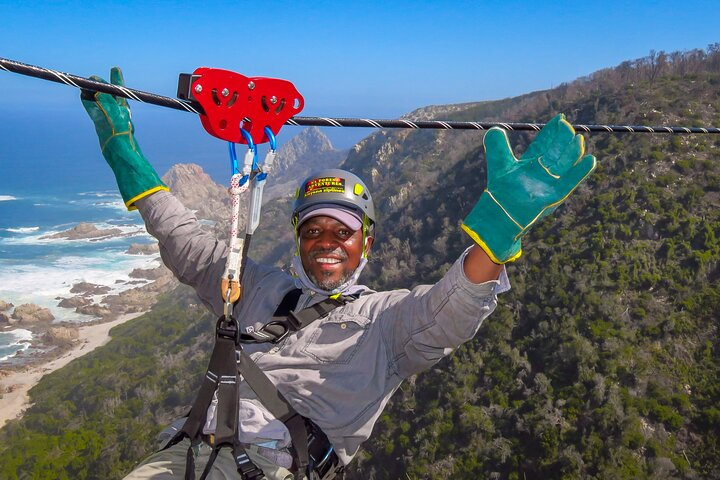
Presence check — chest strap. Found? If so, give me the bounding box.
[238,289,356,344]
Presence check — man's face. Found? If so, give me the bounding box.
[297,216,372,291]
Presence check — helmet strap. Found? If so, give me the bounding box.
[291,255,368,296]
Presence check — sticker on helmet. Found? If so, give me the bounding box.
[303,177,345,197]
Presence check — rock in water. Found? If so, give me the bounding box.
[126,243,159,255]
[57,296,93,309]
[11,304,55,324]
[76,304,113,318]
[70,282,111,295]
[41,222,123,240]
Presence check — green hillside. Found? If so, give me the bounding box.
[344,48,720,480]
[1,46,719,479]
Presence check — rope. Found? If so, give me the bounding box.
[287,117,720,134]
[3,56,719,135]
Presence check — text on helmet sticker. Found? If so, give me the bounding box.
[303,177,345,197]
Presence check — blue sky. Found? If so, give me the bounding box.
[1,0,719,189]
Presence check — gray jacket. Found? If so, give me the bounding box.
[137,191,510,465]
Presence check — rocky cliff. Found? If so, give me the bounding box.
[264,126,348,200]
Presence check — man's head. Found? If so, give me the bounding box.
[291,170,375,294]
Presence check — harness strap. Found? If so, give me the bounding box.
[165,320,241,480]
[288,297,347,329]
[237,348,297,422]
[233,443,265,480]
[239,289,354,344]
[212,337,240,444]
[168,330,233,446]
[198,447,220,480]
[275,288,304,316]
[184,442,196,480]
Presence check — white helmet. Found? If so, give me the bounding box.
[291,169,376,295]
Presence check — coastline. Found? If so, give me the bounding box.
[0,312,145,428]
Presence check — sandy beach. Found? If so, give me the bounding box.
[0,312,144,428]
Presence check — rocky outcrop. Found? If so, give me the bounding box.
[126,243,159,255]
[265,127,348,200]
[102,289,156,314]
[0,312,11,325]
[58,295,113,319]
[11,304,54,324]
[0,300,13,311]
[57,296,92,309]
[41,222,125,241]
[76,304,113,318]
[162,164,230,225]
[44,326,79,346]
[128,266,169,281]
[70,282,111,296]
[137,274,176,293]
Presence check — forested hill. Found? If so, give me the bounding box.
[1,46,719,479]
[342,47,720,479]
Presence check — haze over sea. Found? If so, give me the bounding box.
[0,177,160,362]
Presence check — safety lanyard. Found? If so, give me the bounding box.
[221,126,277,315]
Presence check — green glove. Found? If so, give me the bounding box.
[81,67,168,210]
[462,114,596,264]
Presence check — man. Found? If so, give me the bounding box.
[81,68,596,480]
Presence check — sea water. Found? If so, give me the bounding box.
[0,186,160,362]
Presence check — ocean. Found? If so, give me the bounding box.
[0,185,160,362]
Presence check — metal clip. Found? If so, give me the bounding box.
[224,285,234,318]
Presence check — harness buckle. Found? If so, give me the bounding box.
[286,310,302,329]
[216,315,240,343]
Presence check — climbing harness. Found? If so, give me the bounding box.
[3,56,720,135]
[167,288,355,480]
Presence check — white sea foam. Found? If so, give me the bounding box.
[0,250,160,323]
[77,191,126,212]
[93,200,129,212]
[0,224,150,246]
[78,191,121,198]
[0,329,34,362]
[0,195,17,202]
[4,227,40,234]
[0,252,159,296]
[3,329,33,343]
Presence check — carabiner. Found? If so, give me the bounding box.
[240,127,258,171]
[264,126,277,152]
[228,142,239,175]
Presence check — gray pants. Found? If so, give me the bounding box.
[122,439,296,480]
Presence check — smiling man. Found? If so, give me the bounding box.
[81,68,596,480]
[291,171,376,295]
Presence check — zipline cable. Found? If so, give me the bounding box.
[2,57,720,135]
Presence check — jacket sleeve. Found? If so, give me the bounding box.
[135,190,261,317]
[379,247,510,378]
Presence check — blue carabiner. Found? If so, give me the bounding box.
[228,142,239,175]
[264,126,277,152]
[240,128,259,171]
[240,128,256,152]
